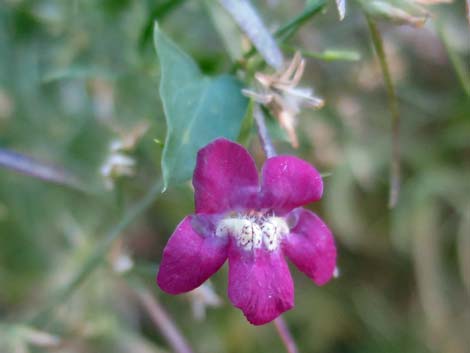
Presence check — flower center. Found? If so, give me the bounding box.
[215,215,289,252]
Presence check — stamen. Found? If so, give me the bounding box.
[216,215,289,252]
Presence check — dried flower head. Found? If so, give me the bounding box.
[243,52,324,148]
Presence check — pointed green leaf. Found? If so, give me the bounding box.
[153,23,248,189]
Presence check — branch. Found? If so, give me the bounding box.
[0,148,86,193]
[253,104,276,158]
[135,287,195,353]
[253,105,299,353]
[219,0,284,69]
[366,16,401,208]
[466,0,470,28]
[31,179,163,325]
[274,316,299,353]
[228,0,327,72]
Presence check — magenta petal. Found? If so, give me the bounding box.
[157,216,228,294]
[261,156,323,213]
[193,138,260,214]
[283,209,336,286]
[228,247,294,325]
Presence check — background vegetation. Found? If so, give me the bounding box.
[1,0,469,352]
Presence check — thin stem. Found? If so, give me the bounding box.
[412,203,467,353]
[439,25,470,97]
[275,0,327,43]
[282,45,360,62]
[253,104,276,158]
[219,0,284,69]
[466,0,470,28]
[274,317,299,353]
[31,179,163,326]
[230,0,327,72]
[0,148,87,193]
[253,106,299,353]
[135,287,195,353]
[222,5,307,351]
[457,207,470,298]
[366,16,401,208]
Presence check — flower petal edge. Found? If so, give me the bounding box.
[261,155,323,213]
[157,215,229,294]
[227,245,294,325]
[282,209,336,286]
[193,138,260,214]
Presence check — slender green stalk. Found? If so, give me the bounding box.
[439,26,470,97]
[31,179,163,326]
[283,45,361,62]
[466,0,470,28]
[275,0,327,42]
[366,16,401,208]
[412,203,467,353]
[458,207,470,297]
[219,0,284,69]
[231,0,327,71]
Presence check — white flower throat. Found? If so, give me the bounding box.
[216,215,289,252]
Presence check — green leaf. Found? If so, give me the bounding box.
[154,23,248,190]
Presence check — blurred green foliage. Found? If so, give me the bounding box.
[0,1,469,353]
[154,24,247,189]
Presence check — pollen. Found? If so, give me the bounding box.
[216,215,289,251]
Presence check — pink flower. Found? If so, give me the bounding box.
[157,138,336,325]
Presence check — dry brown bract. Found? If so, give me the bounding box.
[243,52,324,148]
